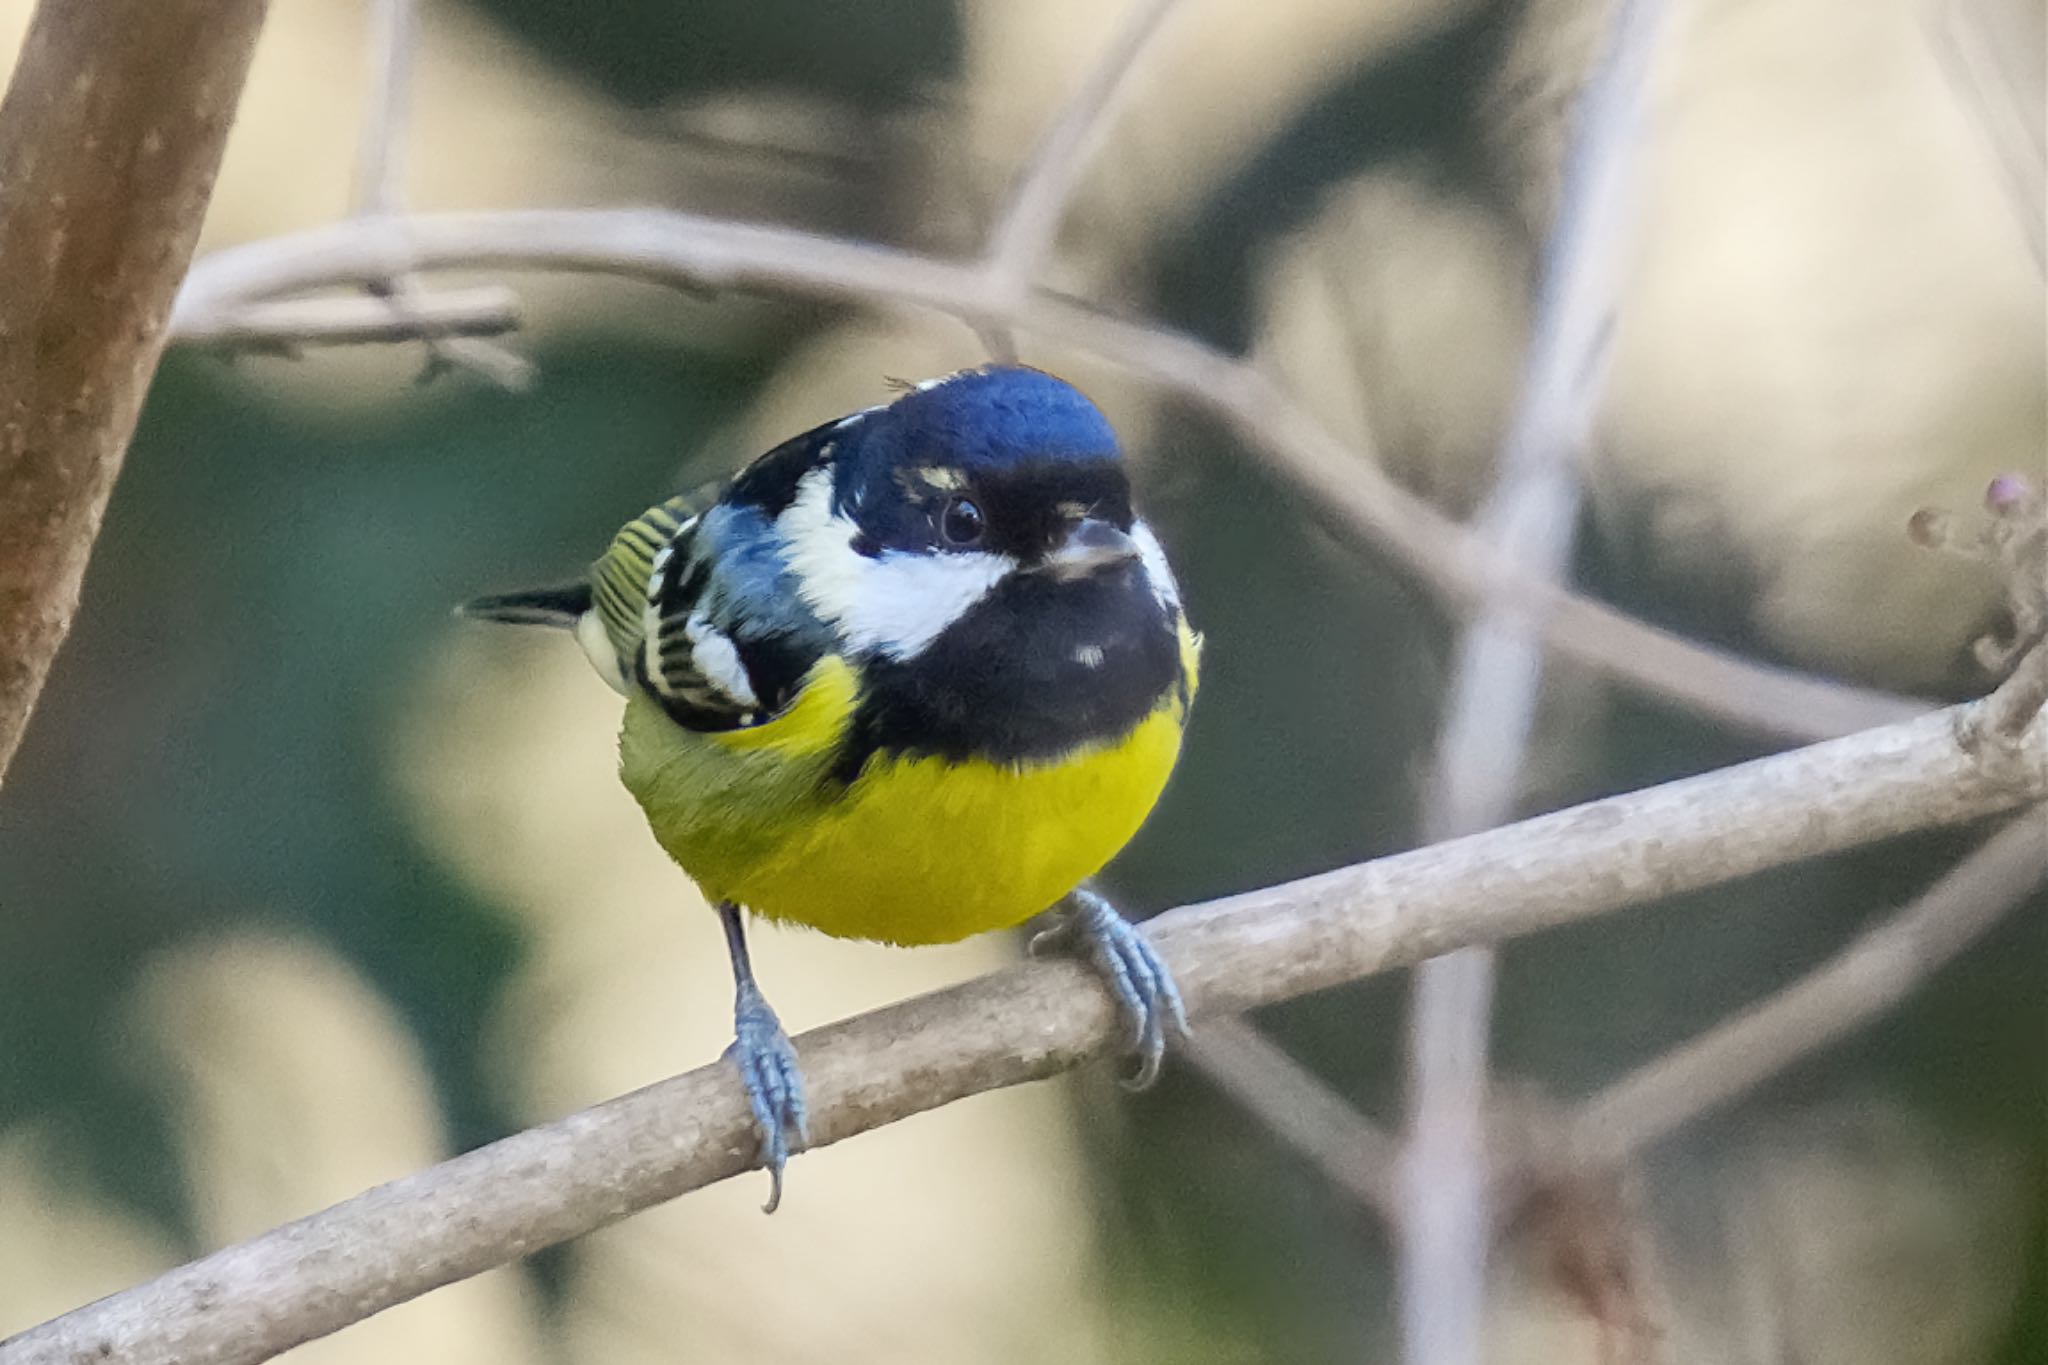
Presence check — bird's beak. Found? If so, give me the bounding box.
[1039,517,1141,580]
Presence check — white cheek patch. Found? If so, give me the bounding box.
[1130,519,1183,613]
[778,466,1011,660]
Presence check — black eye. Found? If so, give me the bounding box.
[939,496,985,546]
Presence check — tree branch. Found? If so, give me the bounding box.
[1570,811,2048,1162]
[4,696,2039,1365]
[0,0,270,784]
[1183,1017,1401,1219]
[1402,2,1675,1356]
[984,0,1185,291]
[165,209,1927,743]
[175,287,524,351]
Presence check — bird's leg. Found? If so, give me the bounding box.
[717,900,809,1213]
[1030,885,1189,1089]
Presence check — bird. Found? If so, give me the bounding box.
[463,364,1201,1209]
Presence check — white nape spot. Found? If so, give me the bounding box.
[683,609,760,708]
[777,466,1011,660]
[1130,519,1182,612]
[1073,644,1106,668]
[574,611,631,696]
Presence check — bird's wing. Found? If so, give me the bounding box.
[592,424,841,731]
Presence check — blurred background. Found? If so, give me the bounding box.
[0,0,2042,1361]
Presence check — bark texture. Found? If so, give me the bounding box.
[0,0,270,782]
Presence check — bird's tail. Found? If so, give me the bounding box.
[457,582,593,628]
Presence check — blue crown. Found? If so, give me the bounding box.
[846,367,1120,483]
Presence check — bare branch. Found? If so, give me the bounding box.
[176,287,523,350]
[165,209,1928,742]
[3,698,2039,1365]
[1570,812,2048,1162]
[1184,1018,1400,1218]
[1402,2,1677,1356]
[0,0,270,785]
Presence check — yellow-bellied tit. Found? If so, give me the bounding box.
[463,365,1200,1208]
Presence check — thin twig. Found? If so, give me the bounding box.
[1570,812,2048,1161]
[165,209,1928,743]
[344,0,532,389]
[1401,2,1676,1358]
[977,0,1186,366]
[985,0,1185,290]
[3,697,2040,1365]
[355,0,416,219]
[0,0,271,786]
[1183,1017,1400,1218]
[1928,0,2046,275]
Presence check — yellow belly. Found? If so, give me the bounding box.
[619,639,1195,946]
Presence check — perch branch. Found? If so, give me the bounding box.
[0,0,270,785]
[165,209,1926,743]
[4,695,2040,1365]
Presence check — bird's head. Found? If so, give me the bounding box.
[772,365,1183,663]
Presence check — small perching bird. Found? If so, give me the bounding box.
[465,366,1201,1208]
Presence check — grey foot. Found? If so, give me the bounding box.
[1032,886,1189,1089]
[724,983,809,1213]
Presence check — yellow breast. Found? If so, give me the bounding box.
[619,627,1198,946]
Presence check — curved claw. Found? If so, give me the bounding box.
[725,983,810,1213]
[1035,887,1189,1089]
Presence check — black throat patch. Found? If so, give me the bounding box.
[832,561,1181,780]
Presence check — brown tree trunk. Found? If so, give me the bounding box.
[0,0,271,784]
